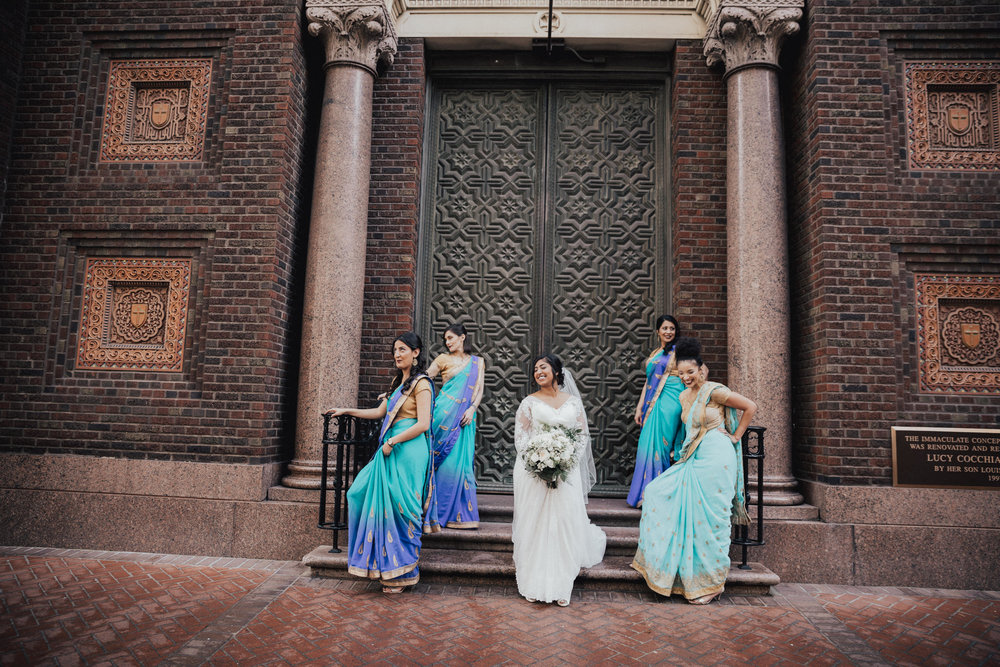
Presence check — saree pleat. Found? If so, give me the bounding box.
[431,358,480,528]
[627,350,684,508]
[346,417,437,586]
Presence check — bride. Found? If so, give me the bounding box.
[512,353,607,606]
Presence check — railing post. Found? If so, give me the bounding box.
[733,425,766,569]
[317,413,380,553]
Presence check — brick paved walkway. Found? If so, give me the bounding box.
[2,547,998,666]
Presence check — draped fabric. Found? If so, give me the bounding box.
[431,356,481,528]
[627,348,685,508]
[512,395,606,603]
[346,378,441,586]
[630,381,747,599]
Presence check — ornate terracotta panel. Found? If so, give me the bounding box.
[905,62,1000,171]
[99,59,213,162]
[76,258,192,372]
[916,274,1000,394]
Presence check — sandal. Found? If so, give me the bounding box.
[524,596,537,603]
[382,585,404,595]
[557,599,570,607]
[689,592,719,605]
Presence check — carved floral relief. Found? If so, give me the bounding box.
[916,274,1000,394]
[99,59,212,162]
[76,258,191,372]
[905,62,1000,170]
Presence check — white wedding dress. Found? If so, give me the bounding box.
[512,394,607,603]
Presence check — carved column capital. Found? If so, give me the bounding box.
[703,1,803,74]
[306,0,398,75]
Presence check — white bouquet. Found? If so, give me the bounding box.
[522,424,581,489]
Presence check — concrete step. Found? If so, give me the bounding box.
[302,545,779,595]
[270,487,819,523]
[423,521,639,557]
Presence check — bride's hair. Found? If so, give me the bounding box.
[531,352,565,387]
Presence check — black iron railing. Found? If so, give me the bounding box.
[732,425,766,569]
[318,413,380,553]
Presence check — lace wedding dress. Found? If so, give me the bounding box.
[512,394,607,603]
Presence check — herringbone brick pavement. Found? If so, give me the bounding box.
[1,548,998,666]
[210,582,842,666]
[1,554,269,666]
[817,592,1000,667]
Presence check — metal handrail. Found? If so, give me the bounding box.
[318,413,380,553]
[732,425,766,569]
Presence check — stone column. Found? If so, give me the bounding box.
[704,1,804,505]
[282,1,397,488]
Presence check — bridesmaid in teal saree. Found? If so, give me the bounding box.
[631,337,757,604]
[426,323,484,529]
[327,331,441,594]
[627,315,685,508]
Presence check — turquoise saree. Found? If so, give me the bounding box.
[346,377,440,586]
[431,356,481,528]
[627,347,685,508]
[631,381,747,599]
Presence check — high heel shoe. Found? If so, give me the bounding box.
[688,592,719,605]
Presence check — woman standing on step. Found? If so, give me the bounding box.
[631,337,756,604]
[627,314,686,508]
[426,323,484,529]
[512,353,606,607]
[327,331,441,594]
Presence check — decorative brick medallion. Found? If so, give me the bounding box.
[905,61,1000,170]
[77,258,192,372]
[99,59,213,162]
[916,274,1000,393]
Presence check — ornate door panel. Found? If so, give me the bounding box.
[421,81,666,494]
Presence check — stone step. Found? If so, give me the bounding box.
[270,487,819,523]
[424,521,640,557]
[302,545,779,596]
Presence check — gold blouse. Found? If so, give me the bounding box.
[680,384,732,431]
[432,353,471,383]
[396,377,432,419]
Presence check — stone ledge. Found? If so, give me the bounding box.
[0,454,282,502]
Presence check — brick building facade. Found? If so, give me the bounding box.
[1,0,998,587]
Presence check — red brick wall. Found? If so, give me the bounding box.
[671,41,730,382]
[0,0,28,217]
[358,38,426,404]
[0,1,310,464]
[785,0,1000,484]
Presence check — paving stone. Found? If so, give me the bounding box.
[1,548,998,665]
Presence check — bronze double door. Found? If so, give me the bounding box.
[419,78,669,494]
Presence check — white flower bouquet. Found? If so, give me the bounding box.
[522,424,581,489]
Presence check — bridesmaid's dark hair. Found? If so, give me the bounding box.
[531,352,565,388]
[444,322,473,354]
[389,331,426,394]
[673,336,703,367]
[655,314,680,350]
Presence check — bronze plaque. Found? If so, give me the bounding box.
[891,426,1000,489]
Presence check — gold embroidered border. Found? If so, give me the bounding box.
[905,61,1000,171]
[915,274,1000,394]
[76,258,192,372]
[99,59,213,162]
